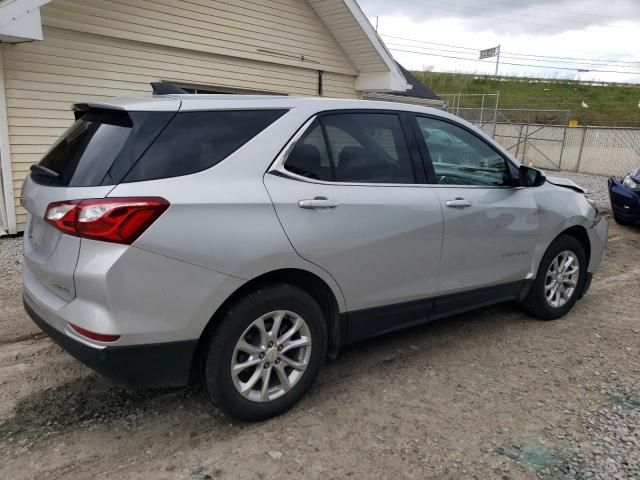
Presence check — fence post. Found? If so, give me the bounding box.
[558,112,569,171]
[522,111,531,164]
[492,91,500,139]
[515,124,523,160]
[575,126,587,173]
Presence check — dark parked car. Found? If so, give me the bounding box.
[609,169,640,225]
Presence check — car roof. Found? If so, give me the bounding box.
[73,94,445,116]
[71,94,521,166]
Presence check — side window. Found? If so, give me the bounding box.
[283,113,415,184]
[416,116,509,187]
[284,120,333,181]
[325,113,414,183]
[124,109,287,182]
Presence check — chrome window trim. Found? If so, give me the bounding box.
[268,113,520,190]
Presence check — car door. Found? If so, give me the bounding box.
[412,114,540,304]
[264,111,443,342]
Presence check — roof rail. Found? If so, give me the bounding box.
[151,82,188,95]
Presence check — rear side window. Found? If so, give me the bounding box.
[284,113,415,184]
[32,109,173,187]
[284,120,333,181]
[124,109,287,182]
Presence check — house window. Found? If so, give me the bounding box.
[172,83,287,96]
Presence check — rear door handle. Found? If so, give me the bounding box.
[298,197,338,209]
[445,197,472,208]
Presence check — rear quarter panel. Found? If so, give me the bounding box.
[106,107,347,318]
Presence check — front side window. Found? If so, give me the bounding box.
[416,116,509,187]
[284,113,415,184]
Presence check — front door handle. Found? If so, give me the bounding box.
[298,197,338,209]
[445,197,472,208]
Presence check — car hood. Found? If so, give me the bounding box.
[546,175,585,194]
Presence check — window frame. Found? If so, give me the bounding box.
[272,109,426,186]
[409,113,520,188]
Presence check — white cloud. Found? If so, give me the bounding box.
[360,3,640,83]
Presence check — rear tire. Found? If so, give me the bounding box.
[521,235,587,320]
[202,284,327,422]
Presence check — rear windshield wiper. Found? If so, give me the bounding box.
[30,164,62,180]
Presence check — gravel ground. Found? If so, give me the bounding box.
[548,172,612,211]
[0,236,22,278]
[1,175,638,479]
[0,235,39,344]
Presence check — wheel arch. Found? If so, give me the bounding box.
[530,222,592,283]
[557,225,591,266]
[191,268,344,383]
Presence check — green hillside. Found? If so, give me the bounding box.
[412,72,640,127]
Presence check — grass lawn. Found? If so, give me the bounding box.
[412,71,640,127]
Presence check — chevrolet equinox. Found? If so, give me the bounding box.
[22,95,608,421]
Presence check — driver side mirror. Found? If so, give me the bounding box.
[519,165,546,187]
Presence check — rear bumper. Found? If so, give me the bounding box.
[24,295,197,387]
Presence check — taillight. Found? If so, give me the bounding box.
[69,323,120,342]
[44,197,169,244]
[44,200,79,235]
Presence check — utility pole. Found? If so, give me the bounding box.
[495,44,501,77]
[375,16,379,32]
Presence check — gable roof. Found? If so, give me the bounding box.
[2,0,410,93]
[394,63,441,101]
[362,62,445,107]
[308,0,409,92]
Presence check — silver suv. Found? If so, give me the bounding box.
[22,96,608,421]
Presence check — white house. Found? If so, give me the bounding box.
[0,0,442,233]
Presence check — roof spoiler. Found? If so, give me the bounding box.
[151,82,188,95]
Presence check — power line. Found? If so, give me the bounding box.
[388,47,640,75]
[500,51,640,66]
[380,34,640,66]
[381,34,477,52]
[384,41,640,70]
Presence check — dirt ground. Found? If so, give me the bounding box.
[1,212,639,479]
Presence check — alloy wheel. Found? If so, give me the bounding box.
[544,250,580,308]
[230,310,312,402]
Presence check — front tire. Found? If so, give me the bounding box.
[202,284,327,421]
[521,235,587,320]
[613,213,635,226]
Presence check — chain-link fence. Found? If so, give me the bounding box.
[563,126,640,176]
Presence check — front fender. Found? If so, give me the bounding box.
[528,185,606,278]
[586,217,608,273]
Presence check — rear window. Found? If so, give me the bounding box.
[123,109,287,183]
[33,109,173,187]
[32,108,287,187]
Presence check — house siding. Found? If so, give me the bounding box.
[43,0,358,75]
[3,0,361,229]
